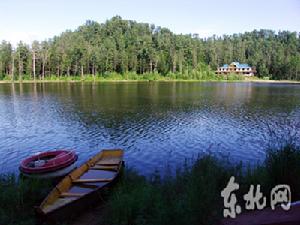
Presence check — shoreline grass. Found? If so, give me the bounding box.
[0,175,52,225]
[1,143,299,225]
[104,144,300,225]
[0,73,299,84]
[1,78,299,84]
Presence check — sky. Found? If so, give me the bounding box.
[0,0,299,46]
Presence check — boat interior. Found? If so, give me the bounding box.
[40,149,123,214]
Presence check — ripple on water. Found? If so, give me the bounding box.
[0,82,299,176]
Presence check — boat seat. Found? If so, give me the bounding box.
[72,183,99,189]
[96,158,121,166]
[96,162,120,166]
[61,192,84,197]
[73,178,113,183]
[94,163,118,167]
[90,165,118,171]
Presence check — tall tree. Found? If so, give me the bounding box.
[0,18,299,80]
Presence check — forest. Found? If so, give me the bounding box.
[0,16,299,81]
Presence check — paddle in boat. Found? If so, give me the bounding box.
[19,150,78,179]
[36,149,124,221]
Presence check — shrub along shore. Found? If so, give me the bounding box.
[1,72,299,84]
[0,74,300,84]
[0,143,300,225]
[0,70,247,82]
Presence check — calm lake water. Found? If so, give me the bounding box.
[0,82,299,176]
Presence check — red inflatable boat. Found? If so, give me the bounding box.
[20,150,77,176]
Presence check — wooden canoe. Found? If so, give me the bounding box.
[36,149,124,221]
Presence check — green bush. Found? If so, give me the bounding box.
[0,175,52,225]
[265,144,300,200]
[226,73,245,81]
[104,144,300,225]
[104,156,233,225]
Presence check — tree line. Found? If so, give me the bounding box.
[0,16,299,80]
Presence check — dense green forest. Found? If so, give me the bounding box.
[0,16,299,81]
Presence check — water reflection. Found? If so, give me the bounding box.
[0,82,299,176]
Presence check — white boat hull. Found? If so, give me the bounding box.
[21,163,77,179]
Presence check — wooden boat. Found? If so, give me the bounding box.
[36,149,124,221]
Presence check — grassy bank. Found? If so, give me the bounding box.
[1,74,299,84]
[103,143,300,225]
[0,176,52,225]
[0,71,249,83]
[1,143,300,225]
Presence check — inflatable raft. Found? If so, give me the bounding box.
[19,150,78,178]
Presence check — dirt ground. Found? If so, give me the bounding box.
[69,204,104,225]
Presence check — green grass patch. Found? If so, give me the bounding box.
[0,144,299,225]
[103,144,300,225]
[0,67,249,83]
[0,175,52,225]
[103,156,234,225]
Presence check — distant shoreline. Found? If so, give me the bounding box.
[0,79,300,84]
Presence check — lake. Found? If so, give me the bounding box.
[0,82,299,176]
